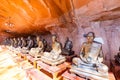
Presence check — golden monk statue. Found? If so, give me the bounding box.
[41,35,66,66]
[20,37,29,54]
[13,38,17,48]
[29,36,44,58]
[21,37,27,48]
[70,32,108,80]
[36,36,44,49]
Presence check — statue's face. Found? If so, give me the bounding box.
[21,37,23,40]
[36,36,39,41]
[28,36,30,39]
[52,36,56,42]
[87,36,94,43]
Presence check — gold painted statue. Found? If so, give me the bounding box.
[20,37,29,54]
[29,36,44,58]
[70,32,108,80]
[13,38,17,48]
[41,35,66,66]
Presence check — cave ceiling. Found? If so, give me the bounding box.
[0,0,92,37]
[0,0,120,37]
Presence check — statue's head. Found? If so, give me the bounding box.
[86,32,95,43]
[52,35,57,42]
[36,36,40,41]
[21,37,23,40]
[13,38,16,40]
[10,38,12,41]
[28,36,31,40]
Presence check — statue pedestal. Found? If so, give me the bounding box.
[62,71,83,80]
[40,55,66,66]
[26,54,40,68]
[70,65,109,80]
[29,48,43,58]
[17,53,27,60]
[37,61,70,80]
[27,68,52,80]
[62,70,116,80]
[111,60,120,80]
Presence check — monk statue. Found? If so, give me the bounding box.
[17,37,22,48]
[114,47,120,65]
[26,36,34,50]
[42,39,48,52]
[10,38,14,47]
[42,39,52,52]
[4,38,9,46]
[21,37,27,48]
[70,32,108,80]
[62,37,74,56]
[40,35,66,66]
[29,36,44,58]
[13,38,18,48]
[20,37,29,54]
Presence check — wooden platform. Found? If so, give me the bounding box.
[62,70,116,80]
[17,52,27,60]
[27,68,52,80]
[37,61,70,80]
[25,54,40,68]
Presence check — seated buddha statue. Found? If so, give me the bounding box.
[26,36,34,50]
[21,37,27,48]
[42,39,48,52]
[62,37,74,56]
[17,37,22,48]
[70,32,108,80]
[13,38,18,48]
[20,37,29,53]
[4,38,10,46]
[115,47,120,65]
[29,36,44,58]
[41,35,66,66]
[10,38,14,47]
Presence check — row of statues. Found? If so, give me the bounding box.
[4,35,74,56]
[4,36,47,50]
[115,47,120,65]
[3,32,109,80]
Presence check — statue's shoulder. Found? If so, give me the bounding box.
[93,41,102,47]
[82,42,87,46]
[93,41,102,45]
[56,41,61,46]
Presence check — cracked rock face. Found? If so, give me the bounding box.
[0,0,120,66]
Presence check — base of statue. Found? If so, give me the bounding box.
[70,65,109,80]
[40,55,66,66]
[21,47,29,54]
[29,48,43,58]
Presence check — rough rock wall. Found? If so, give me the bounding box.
[49,0,120,67]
